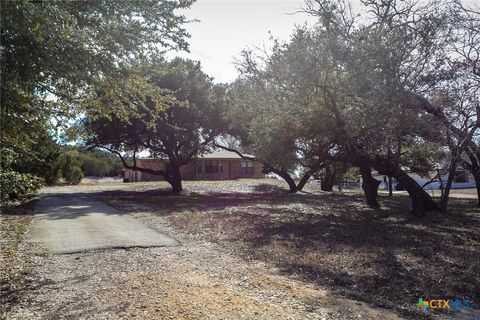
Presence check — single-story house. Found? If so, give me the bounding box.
[363,167,475,191]
[124,150,265,182]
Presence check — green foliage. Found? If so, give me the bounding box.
[80,157,109,177]
[85,58,226,165]
[1,0,193,194]
[77,149,124,177]
[61,152,81,182]
[12,127,65,186]
[225,80,298,172]
[226,26,344,175]
[0,171,44,203]
[66,166,84,185]
[0,125,61,202]
[60,151,84,184]
[231,1,450,181]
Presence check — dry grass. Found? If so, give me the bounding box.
[96,180,480,319]
[0,200,36,318]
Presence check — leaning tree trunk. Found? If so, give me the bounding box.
[263,166,298,193]
[321,164,335,192]
[372,159,438,216]
[470,153,480,207]
[460,156,480,207]
[297,169,316,192]
[359,164,380,207]
[394,169,438,216]
[277,170,298,193]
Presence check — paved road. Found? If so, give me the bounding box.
[28,193,178,254]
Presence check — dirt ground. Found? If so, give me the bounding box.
[1,180,479,319]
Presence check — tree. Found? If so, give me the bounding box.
[67,166,84,185]
[227,0,447,214]
[1,0,193,198]
[414,0,480,207]
[77,148,124,177]
[349,0,479,211]
[10,125,65,186]
[0,148,44,203]
[221,24,347,194]
[219,76,331,193]
[85,59,225,192]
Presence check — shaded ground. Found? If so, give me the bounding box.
[94,180,480,320]
[386,188,480,200]
[3,181,405,320]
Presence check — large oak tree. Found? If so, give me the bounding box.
[85,59,225,192]
[1,0,193,200]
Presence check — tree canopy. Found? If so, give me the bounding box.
[0,0,193,201]
[85,59,226,192]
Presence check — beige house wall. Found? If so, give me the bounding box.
[124,158,265,182]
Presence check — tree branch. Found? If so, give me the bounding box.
[213,143,256,160]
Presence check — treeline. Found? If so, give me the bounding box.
[0,0,192,203]
[2,0,479,217]
[1,143,123,202]
[59,147,124,185]
[85,0,479,216]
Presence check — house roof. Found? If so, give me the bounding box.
[136,150,254,160]
[197,150,253,159]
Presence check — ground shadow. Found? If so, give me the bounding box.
[36,182,480,319]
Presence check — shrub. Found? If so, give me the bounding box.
[80,157,109,177]
[66,165,83,185]
[0,171,44,203]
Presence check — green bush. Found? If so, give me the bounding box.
[80,157,110,177]
[0,171,44,203]
[66,165,83,185]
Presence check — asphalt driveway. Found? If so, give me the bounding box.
[28,192,178,254]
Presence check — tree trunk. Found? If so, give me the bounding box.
[263,165,298,192]
[279,170,298,193]
[460,153,480,207]
[297,169,315,192]
[475,173,480,207]
[437,168,445,200]
[359,164,380,207]
[166,163,183,193]
[388,176,393,196]
[372,159,438,216]
[440,164,456,211]
[321,164,335,191]
[394,169,438,216]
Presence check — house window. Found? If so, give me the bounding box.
[196,161,202,173]
[241,161,254,174]
[205,160,219,173]
[454,169,468,183]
